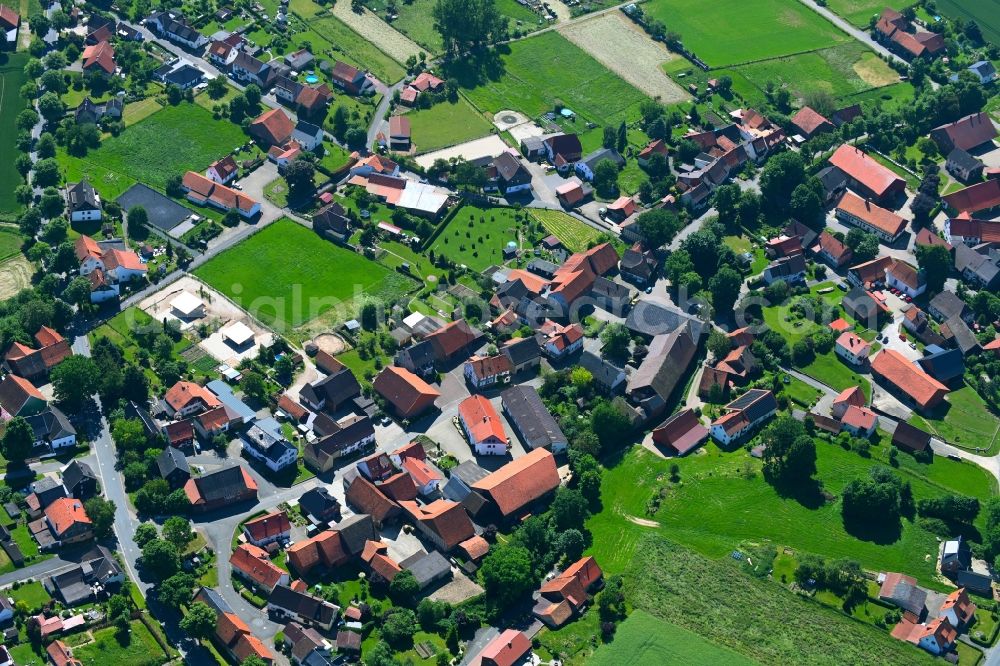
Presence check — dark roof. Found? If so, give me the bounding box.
[578,351,625,390]
[448,460,490,488]
[917,347,965,382]
[309,415,375,456]
[395,340,436,371]
[298,487,340,522]
[942,315,980,355]
[156,447,190,479]
[727,389,778,423]
[626,300,707,339]
[67,180,99,212]
[26,407,75,445]
[948,148,984,173]
[501,385,566,451]
[493,151,530,183]
[308,366,362,406]
[502,336,541,367]
[627,324,698,405]
[61,461,96,495]
[581,148,625,171]
[195,586,233,614]
[591,276,629,300]
[189,465,253,503]
[929,291,970,322]
[400,550,451,588]
[244,424,298,464]
[957,569,994,593]
[892,421,931,452]
[268,585,337,626]
[333,513,377,556]
[843,286,882,319]
[163,64,203,87]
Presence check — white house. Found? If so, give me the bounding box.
[463,354,512,391]
[542,322,584,359]
[458,395,508,456]
[207,155,238,184]
[834,331,871,366]
[242,423,298,473]
[66,181,101,223]
[709,389,777,445]
[885,261,926,299]
[88,270,119,304]
[102,248,148,283]
[291,121,324,151]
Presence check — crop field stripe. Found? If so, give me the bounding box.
[0,53,29,214]
[934,0,1000,45]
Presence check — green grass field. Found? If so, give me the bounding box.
[824,0,909,26]
[453,31,647,126]
[194,218,398,329]
[530,208,602,253]
[73,621,169,666]
[909,386,1000,452]
[732,42,900,103]
[8,581,51,610]
[589,610,754,666]
[800,350,873,401]
[0,228,22,261]
[0,53,29,214]
[406,97,493,154]
[934,0,1000,46]
[58,102,246,196]
[303,15,407,83]
[625,537,934,665]
[429,204,534,271]
[643,0,846,67]
[586,442,996,585]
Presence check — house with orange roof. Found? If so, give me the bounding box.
[471,448,560,523]
[946,211,1000,245]
[835,331,871,366]
[458,395,509,456]
[931,112,998,154]
[344,474,402,527]
[46,640,83,666]
[42,498,92,546]
[184,465,258,512]
[373,366,441,420]
[709,389,778,445]
[165,380,221,417]
[216,609,274,665]
[0,4,20,48]
[181,171,261,218]
[885,260,926,299]
[242,510,291,548]
[425,319,483,365]
[399,499,475,552]
[835,191,907,243]
[829,144,906,205]
[287,530,348,576]
[840,405,878,438]
[230,543,289,593]
[939,588,976,629]
[0,373,46,418]
[832,385,866,420]
[816,231,853,267]
[533,556,603,628]
[637,139,668,167]
[470,628,532,666]
[871,349,949,412]
[349,153,399,178]
[540,321,584,359]
[250,108,295,147]
[81,41,116,75]
[790,106,834,139]
[3,326,72,382]
[891,617,957,655]
[72,234,146,283]
[943,178,1000,216]
[400,456,444,496]
[463,353,513,390]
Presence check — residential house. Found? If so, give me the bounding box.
[939,588,976,629]
[619,244,657,286]
[832,386,866,420]
[156,447,190,489]
[0,374,46,418]
[624,299,707,340]
[349,154,399,178]
[533,556,603,629]
[947,148,986,183]
[941,315,981,356]
[501,385,567,454]
[879,571,927,617]
[790,106,834,139]
[184,465,258,511]
[3,326,71,382]
[44,546,122,606]
[394,340,437,379]
[835,331,871,365]
[373,366,440,420]
[579,351,627,395]
[930,112,997,154]
[230,52,272,88]
[399,499,475,552]
[181,171,261,218]
[651,408,709,456]
[388,116,410,151]
[816,231,853,267]
[575,148,624,182]
[145,11,208,48]
[207,39,240,67]
[966,60,998,83]
[763,252,807,285]
[250,108,295,147]
[590,276,631,314]
[299,357,361,413]
[929,291,972,323]
[267,585,339,630]
[458,395,508,456]
[343,474,404,528]
[464,354,513,390]
[74,97,122,125]
[207,155,239,184]
[606,195,637,222]
[829,144,906,205]
[835,192,907,243]
[165,380,221,418]
[42,498,93,546]
[709,389,778,445]
[243,421,298,473]
[490,151,532,194]
[304,414,375,471]
[154,60,204,89]
[470,448,560,524]
[298,487,341,527]
[841,405,878,437]
[541,321,584,359]
[330,61,373,95]
[287,530,349,577]
[943,178,1000,216]
[291,121,324,151]
[230,543,289,594]
[543,134,583,172]
[626,323,698,422]
[0,4,18,49]
[891,618,957,656]
[954,243,1000,289]
[843,286,889,329]
[193,588,274,665]
[471,629,532,666]
[81,41,116,75]
[875,8,945,60]
[399,455,444,497]
[312,202,352,243]
[62,461,97,500]
[637,139,668,166]
[425,319,483,365]
[501,336,541,375]
[947,212,1000,246]
[871,349,949,412]
[765,234,803,259]
[885,260,926,298]
[65,181,101,223]
[243,510,291,548]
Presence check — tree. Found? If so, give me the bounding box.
[331,105,349,140]
[842,465,909,526]
[845,228,879,263]
[241,658,268,666]
[84,497,116,538]
[712,183,741,225]
[206,76,227,99]
[127,206,148,229]
[243,83,261,107]
[556,528,585,560]
[590,401,631,454]
[676,139,699,163]
[36,132,56,159]
[1,417,34,464]
[241,371,267,403]
[479,545,534,609]
[32,158,60,187]
[141,538,181,581]
[600,322,630,359]
[285,159,316,199]
[602,126,616,149]
[789,182,823,225]
[433,0,506,56]
[709,267,742,319]
[645,152,669,180]
[592,159,619,198]
[134,522,158,548]
[345,127,367,150]
[916,243,951,295]
[112,418,148,453]
[360,301,378,330]
[760,151,806,211]
[163,516,193,550]
[388,569,420,605]
[707,329,732,361]
[550,487,589,531]
[50,355,100,411]
[366,641,400,666]
[158,572,195,609]
[17,108,39,131]
[635,208,679,249]
[682,229,722,280]
[180,602,216,640]
[37,92,65,122]
[716,75,733,95]
[381,608,418,646]
[761,416,816,486]
[166,84,182,105]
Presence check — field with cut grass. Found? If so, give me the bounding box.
[195,218,406,330]
[824,0,909,26]
[330,0,423,65]
[625,537,934,665]
[642,0,846,67]
[429,204,534,271]
[800,350,873,401]
[406,97,493,154]
[733,42,899,103]
[530,208,602,253]
[57,102,246,196]
[586,441,996,585]
[934,0,1000,46]
[590,610,754,666]
[0,228,22,261]
[0,255,33,300]
[304,14,407,83]
[909,386,1000,452]
[453,31,648,126]
[0,53,29,214]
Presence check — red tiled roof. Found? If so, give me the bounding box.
[465,354,513,381]
[287,530,347,574]
[791,106,833,136]
[277,394,308,421]
[426,319,480,359]
[944,179,1000,214]
[345,474,400,523]
[471,448,560,517]
[244,510,291,543]
[388,115,410,138]
[871,349,949,410]
[373,366,440,418]
[399,499,475,550]
[829,318,851,333]
[887,260,922,290]
[829,144,906,198]
[230,543,286,590]
[478,629,531,666]
[195,405,232,432]
[182,171,259,214]
[45,498,91,536]
[833,385,866,409]
[75,235,103,262]
[638,139,668,160]
[165,420,194,445]
[932,112,998,152]
[250,108,295,146]
[401,456,442,488]
[817,231,852,265]
[505,269,549,294]
[0,4,20,29]
[915,227,952,250]
[47,640,82,666]
[948,213,1000,243]
[941,588,976,625]
[652,408,709,455]
[81,41,116,74]
[165,380,220,412]
[841,405,877,431]
[458,535,490,561]
[836,191,906,238]
[836,331,870,357]
[0,373,45,415]
[102,248,146,273]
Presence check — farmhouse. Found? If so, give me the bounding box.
[489,151,532,194]
[470,629,532,666]
[304,415,376,472]
[875,8,945,60]
[946,148,985,183]
[791,106,834,139]
[181,171,261,218]
[75,97,123,125]
[373,366,440,420]
[250,108,295,147]
[184,465,258,511]
[816,231,853,267]
[930,112,997,154]
[835,331,871,366]
[0,4,18,48]
[388,116,411,151]
[637,139,668,166]
[871,349,949,412]
[207,155,239,184]
[230,543,289,593]
[458,395,508,456]
[330,61,373,95]
[943,179,1000,215]
[543,134,583,171]
[268,585,338,630]
[81,41,116,75]
[710,389,778,445]
[399,499,475,552]
[464,354,513,390]
[501,384,567,454]
[828,144,906,205]
[835,192,907,243]
[652,408,709,456]
[65,181,101,222]
[626,323,698,422]
[470,448,560,523]
[885,260,926,298]
[3,326,72,382]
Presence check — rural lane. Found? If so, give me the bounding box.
[796,0,908,66]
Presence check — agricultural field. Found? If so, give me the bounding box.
[589,610,754,666]
[302,14,407,83]
[732,42,900,104]
[559,13,689,104]
[625,537,934,665]
[0,53,29,214]
[331,0,423,66]
[529,208,602,252]
[454,31,648,127]
[0,255,33,300]
[405,97,494,154]
[643,0,846,67]
[933,0,1000,46]
[58,102,246,196]
[586,442,996,585]
[194,218,404,330]
[824,0,909,27]
[429,204,535,271]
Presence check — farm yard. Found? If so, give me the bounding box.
[405,97,494,153]
[452,32,649,127]
[429,204,536,271]
[933,0,1000,46]
[331,0,424,66]
[57,102,246,197]
[558,13,690,104]
[529,208,603,252]
[824,0,909,27]
[194,218,408,331]
[301,14,407,84]
[0,53,29,214]
[643,0,846,67]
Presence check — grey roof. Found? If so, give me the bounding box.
[918,347,965,382]
[244,423,298,464]
[196,586,233,614]
[443,461,490,501]
[817,165,847,193]
[207,380,257,422]
[163,64,203,87]
[929,291,971,322]
[527,259,559,277]
[156,446,190,479]
[579,351,626,391]
[971,60,997,78]
[957,569,993,593]
[581,148,624,171]
[48,546,122,606]
[334,513,377,556]
[625,300,707,339]
[942,315,980,356]
[591,276,630,300]
[400,550,452,588]
[726,389,778,424]
[26,406,76,446]
[31,476,66,507]
[299,487,340,522]
[843,286,881,320]
[307,367,362,407]
[395,340,436,371]
[886,580,927,616]
[62,461,97,495]
[232,51,268,74]
[955,244,1000,287]
[626,324,698,406]
[269,585,338,626]
[493,151,530,183]
[501,385,566,451]
[948,148,984,172]
[67,180,99,212]
[294,120,323,139]
[190,465,253,503]
[502,336,541,367]
[311,415,374,455]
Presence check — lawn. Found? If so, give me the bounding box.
[642,0,846,67]
[9,581,51,610]
[194,218,401,330]
[624,538,933,665]
[934,0,1000,46]
[824,0,909,26]
[303,15,407,83]
[58,102,246,196]
[589,610,753,666]
[800,351,872,401]
[530,208,602,253]
[0,228,22,262]
[406,97,493,154]
[428,203,535,271]
[0,53,29,214]
[586,442,995,586]
[318,140,353,173]
[912,386,1000,452]
[732,42,899,103]
[73,621,169,666]
[453,31,648,126]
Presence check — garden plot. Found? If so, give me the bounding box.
[558,13,689,104]
[331,0,423,64]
